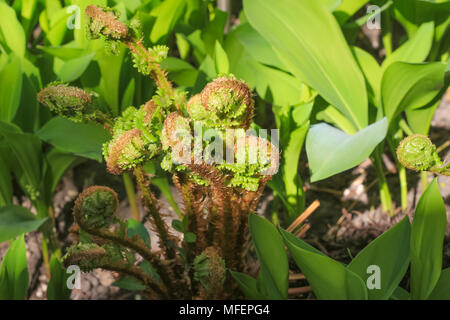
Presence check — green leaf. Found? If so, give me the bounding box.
[47,253,71,300]
[94,41,126,116]
[214,40,229,75]
[140,261,160,283]
[171,220,184,233]
[280,229,367,299]
[121,78,135,111]
[410,178,447,300]
[390,286,410,300]
[0,53,23,122]
[112,276,146,291]
[244,0,368,130]
[0,123,43,195]
[405,100,440,135]
[43,148,81,204]
[38,45,87,61]
[352,46,381,105]
[127,219,151,248]
[150,0,186,43]
[229,270,264,300]
[0,235,29,299]
[428,268,450,300]
[248,213,288,299]
[233,23,285,70]
[306,118,388,182]
[37,117,111,162]
[347,217,411,300]
[381,62,446,124]
[382,22,434,71]
[0,206,48,243]
[57,53,96,82]
[0,2,26,56]
[184,232,196,243]
[334,0,369,24]
[0,155,13,206]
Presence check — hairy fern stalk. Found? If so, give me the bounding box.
[37,5,279,299]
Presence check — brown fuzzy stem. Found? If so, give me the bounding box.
[125,41,174,99]
[64,250,168,298]
[133,166,177,260]
[185,164,234,267]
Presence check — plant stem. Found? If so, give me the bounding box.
[398,165,408,211]
[41,235,51,277]
[420,171,429,191]
[123,172,140,221]
[133,166,176,259]
[387,136,408,211]
[373,148,394,215]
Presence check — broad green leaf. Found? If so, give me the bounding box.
[0,54,23,122]
[38,45,86,61]
[249,213,288,299]
[13,72,39,132]
[405,100,440,135]
[57,53,96,82]
[43,148,81,204]
[95,43,126,116]
[0,2,26,56]
[150,0,186,43]
[315,104,357,135]
[280,229,367,300]
[0,124,42,193]
[335,0,369,24]
[393,0,450,28]
[0,153,12,206]
[44,7,72,46]
[391,286,410,300]
[306,118,388,182]
[0,235,29,299]
[202,8,228,57]
[352,46,381,105]
[410,179,447,300]
[348,217,411,300]
[47,253,71,300]
[230,271,264,300]
[244,0,368,130]
[0,206,48,243]
[428,268,450,300]
[175,33,190,60]
[121,78,135,111]
[214,40,229,75]
[381,62,446,124]
[233,23,285,70]
[21,0,38,38]
[252,61,305,107]
[160,58,198,87]
[321,0,342,11]
[382,22,434,71]
[37,117,111,162]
